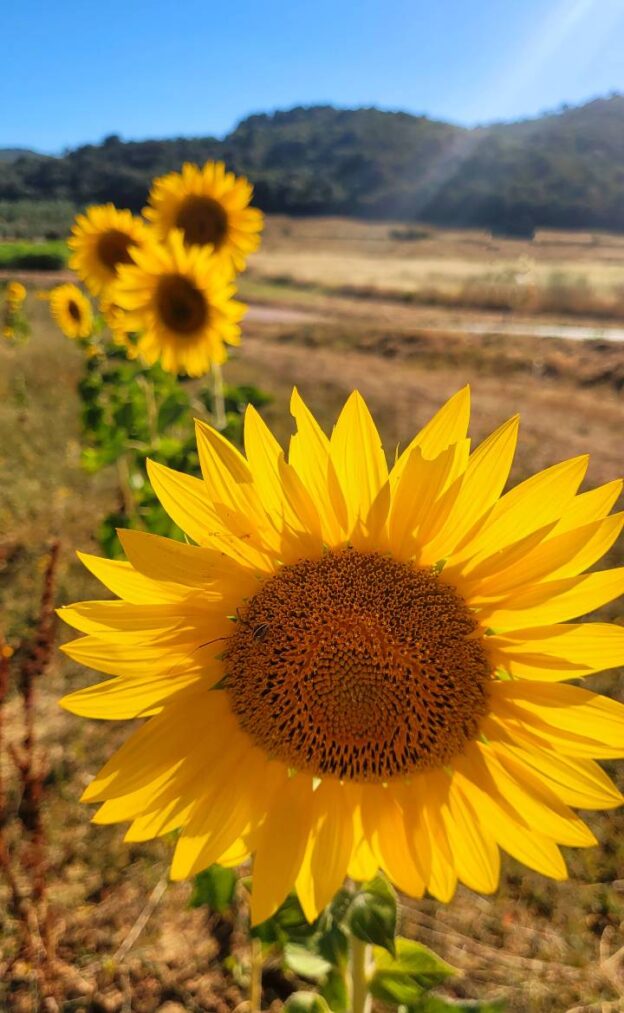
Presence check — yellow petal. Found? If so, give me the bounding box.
[419,770,457,903]
[195,417,280,554]
[171,754,282,880]
[289,388,348,544]
[453,749,567,879]
[487,739,622,810]
[80,687,230,802]
[57,600,197,635]
[330,391,388,534]
[468,515,624,598]
[77,551,185,603]
[452,455,589,566]
[552,479,623,534]
[478,742,596,846]
[489,622,624,680]
[388,445,457,559]
[445,776,500,893]
[117,528,251,586]
[244,405,323,553]
[423,416,519,564]
[481,567,624,628]
[490,680,624,758]
[61,672,201,719]
[361,786,425,898]
[251,774,316,924]
[147,458,274,571]
[295,780,354,921]
[391,385,471,485]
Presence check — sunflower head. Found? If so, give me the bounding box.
[68,205,149,296]
[144,161,264,272]
[49,283,93,340]
[60,388,624,925]
[6,280,26,307]
[111,230,246,376]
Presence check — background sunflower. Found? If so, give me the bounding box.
[144,161,264,272]
[112,229,246,376]
[49,282,93,339]
[69,204,149,296]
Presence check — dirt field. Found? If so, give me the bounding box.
[2,218,624,1011]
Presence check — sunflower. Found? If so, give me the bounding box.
[49,283,93,339]
[144,161,263,272]
[69,205,149,296]
[111,230,246,376]
[6,280,26,308]
[60,388,624,925]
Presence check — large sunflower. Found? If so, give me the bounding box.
[111,231,245,376]
[49,283,93,339]
[60,388,624,925]
[69,205,149,296]
[144,161,264,272]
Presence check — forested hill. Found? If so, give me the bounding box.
[2,96,624,233]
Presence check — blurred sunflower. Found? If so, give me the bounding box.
[60,388,624,924]
[144,161,263,272]
[6,280,26,308]
[49,283,93,339]
[69,205,149,296]
[111,230,245,376]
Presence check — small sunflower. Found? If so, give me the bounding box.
[111,230,246,376]
[144,161,263,272]
[69,205,149,296]
[60,388,624,925]
[6,280,26,308]
[49,283,93,339]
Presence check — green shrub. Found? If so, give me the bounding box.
[0,240,68,270]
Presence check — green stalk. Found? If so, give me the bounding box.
[349,934,372,1013]
[211,361,227,431]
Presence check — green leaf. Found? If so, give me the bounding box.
[318,924,349,968]
[189,864,237,914]
[320,968,349,1013]
[348,875,397,955]
[370,970,424,1006]
[374,937,455,989]
[283,992,332,1013]
[157,391,188,431]
[283,943,332,982]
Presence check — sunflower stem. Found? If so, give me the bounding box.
[211,361,227,431]
[137,374,158,445]
[249,935,263,1011]
[349,934,372,1013]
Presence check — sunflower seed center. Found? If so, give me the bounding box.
[156,274,208,335]
[175,195,229,249]
[67,299,81,322]
[225,549,492,782]
[96,229,135,273]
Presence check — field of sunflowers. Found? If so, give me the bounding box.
[1,162,624,1013]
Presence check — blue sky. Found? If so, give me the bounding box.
[4,0,624,152]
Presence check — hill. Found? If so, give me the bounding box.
[1,97,624,232]
[0,147,47,163]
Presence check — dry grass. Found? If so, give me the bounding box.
[252,217,624,320]
[2,226,624,1010]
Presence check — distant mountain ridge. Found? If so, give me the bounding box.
[1,96,624,233]
[0,147,47,163]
